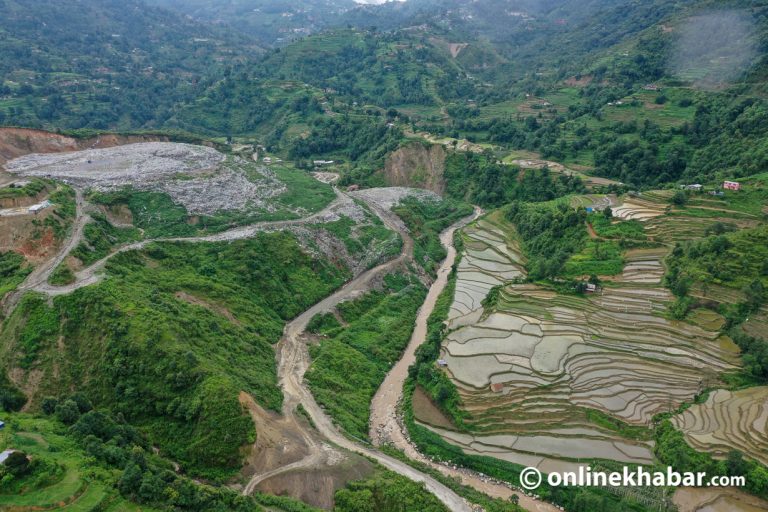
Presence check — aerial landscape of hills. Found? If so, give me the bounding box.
[0,1,767,511]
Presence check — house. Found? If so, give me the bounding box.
[313,160,334,166]
[723,181,741,191]
[643,84,661,91]
[437,359,448,367]
[28,200,52,214]
[490,383,504,393]
[710,190,725,197]
[586,283,598,293]
[683,184,703,192]
[586,207,594,213]
[347,184,360,192]
[262,157,272,163]
[0,420,4,430]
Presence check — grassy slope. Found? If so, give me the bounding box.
[306,275,426,439]
[2,232,350,479]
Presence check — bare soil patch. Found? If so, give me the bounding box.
[413,386,456,429]
[238,392,311,479]
[256,454,375,510]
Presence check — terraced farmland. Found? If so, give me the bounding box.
[612,196,666,221]
[618,248,667,284]
[447,216,525,330]
[431,213,743,473]
[612,190,762,245]
[671,387,768,465]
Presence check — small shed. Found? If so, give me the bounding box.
[684,184,703,192]
[0,420,4,430]
[437,359,448,368]
[0,450,16,465]
[723,181,741,191]
[29,200,52,214]
[347,184,360,192]
[586,283,598,293]
[490,383,504,393]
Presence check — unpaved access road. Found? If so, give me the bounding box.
[3,183,545,511]
[2,189,351,318]
[261,203,475,512]
[369,206,561,512]
[1,189,90,315]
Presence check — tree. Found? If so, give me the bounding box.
[4,451,30,476]
[118,462,143,497]
[745,279,766,311]
[55,399,81,425]
[671,190,687,206]
[335,488,375,512]
[41,397,58,415]
[726,450,748,476]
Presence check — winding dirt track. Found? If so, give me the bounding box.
[2,189,350,316]
[3,185,550,510]
[1,189,90,315]
[243,202,477,512]
[2,185,473,510]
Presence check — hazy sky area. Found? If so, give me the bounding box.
[670,10,759,89]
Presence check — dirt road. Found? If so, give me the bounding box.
[2,189,351,315]
[259,202,474,512]
[3,183,549,510]
[2,189,90,315]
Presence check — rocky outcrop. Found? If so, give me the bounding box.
[382,142,446,195]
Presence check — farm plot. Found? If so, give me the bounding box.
[4,142,290,216]
[618,248,668,284]
[431,218,742,471]
[612,197,666,221]
[671,387,768,465]
[446,218,525,329]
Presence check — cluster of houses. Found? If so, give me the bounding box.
[682,181,741,196]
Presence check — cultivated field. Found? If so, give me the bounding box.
[672,387,768,465]
[431,211,743,472]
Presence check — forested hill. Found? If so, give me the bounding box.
[3,0,768,188]
[145,0,359,46]
[0,0,261,130]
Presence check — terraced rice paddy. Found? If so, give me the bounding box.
[447,218,525,329]
[431,216,743,471]
[611,190,761,244]
[671,387,768,465]
[618,248,668,284]
[612,197,666,221]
